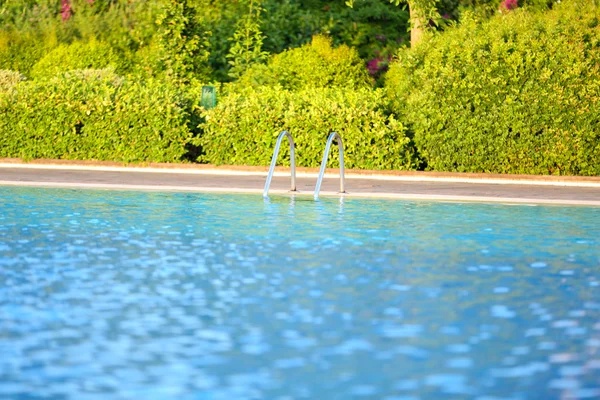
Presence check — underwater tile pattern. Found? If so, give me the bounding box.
[0,187,599,400]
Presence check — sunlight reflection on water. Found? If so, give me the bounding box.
[0,187,599,399]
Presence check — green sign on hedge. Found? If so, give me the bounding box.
[201,85,216,109]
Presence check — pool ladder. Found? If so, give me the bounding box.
[263,131,345,199]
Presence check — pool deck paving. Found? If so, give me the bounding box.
[1,159,599,206]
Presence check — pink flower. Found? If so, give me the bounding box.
[367,58,382,76]
[60,0,72,22]
[500,0,518,11]
[367,57,390,77]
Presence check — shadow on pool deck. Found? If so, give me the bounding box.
[0,159,599,206]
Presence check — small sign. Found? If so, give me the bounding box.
[201,85,216,110]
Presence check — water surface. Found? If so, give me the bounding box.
[0,187,599,400]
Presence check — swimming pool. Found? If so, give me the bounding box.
[1,186,599,400]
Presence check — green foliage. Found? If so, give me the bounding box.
[130,40,163,79]
[0,69,26,92]
[202,0,323,82]
[30,39,122,79]
[260,0,322,54]
[156,0,212,84]
[206,0,411,82]
[0,31,43,75]
[6,0,594,175]
[0,0,59,30]
[226,0,268,79]
[193,1,245,82]
[346,0,437,29]
[236,34,373,90]
[0,0,165,77]
[460,0,555,19]
[199,86,417,170]
[386,3,600,175]
[0,70,196,162]
[63,0,164,76]
[520,0,557,12]
[332,1,410,48]
[1,0,411,83]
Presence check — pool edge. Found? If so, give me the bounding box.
[2,180,599,207]
[1,161,600,188]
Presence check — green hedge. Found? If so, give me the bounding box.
[386,2,600,175]
[30,40,124,79]
[235,35,373,91]
[0,69,25,92]
[0,69,196,162]
[0,30,51,76]
[199,86,417,170]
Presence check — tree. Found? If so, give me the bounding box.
[226,0,268,79]
[156,0,211,84]
[346,0,437,47]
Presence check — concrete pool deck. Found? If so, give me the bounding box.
[1,159,600,206]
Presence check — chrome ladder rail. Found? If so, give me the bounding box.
[263,130,297,197]
[314,132,345,200]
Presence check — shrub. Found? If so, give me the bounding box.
[235,34,373,90]
[0,1,160,78]
[199,86,417,170]
[386,3,600,175]
[0,69,26,92]
[226,0,269,79]
[315,0,410,64]
[0,70,196,162]
[155,0,212,84]
[30,39,124,79]
[260,0,322,54]
[0,30,54,76]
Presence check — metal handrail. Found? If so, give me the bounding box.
[314,132,345,200]
[263,130,297,197]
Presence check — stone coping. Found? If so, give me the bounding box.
[1,158,599,185]
[2,160,600,206]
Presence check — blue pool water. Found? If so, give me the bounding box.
[0,187,599,400]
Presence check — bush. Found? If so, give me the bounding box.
[386,3,600,175]
[30,40,124,79]
[155,0,212,84]
[0,69,26,92]
[0,70,196,162]
[314,0,410,72]
[199,86,417,170]
[0,29,54,76]
[260,0,322,54]
[235,34,373,90]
